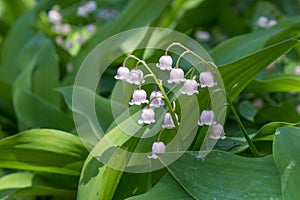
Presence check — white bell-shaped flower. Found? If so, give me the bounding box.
[149,90,164,108]
[127,69,144,85]
[209,123,226,139]
[199,72,217,88]
[156,55,173,70]
[114,66,130,81]
[198,110,216,126]
[129,89,149,105]
[48,10,62,24]
[167,68,186,84]
[180,79,199,95]
[162,112,179,129]
[148,141,166,159]
[138,108,155,124]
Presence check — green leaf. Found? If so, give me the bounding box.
[0,0,51,84]
[13,89,74,131]
[254,101,300,124]
[12,32,60,106]
[0,172,76,200]
[245,74,300,93]
[162,151,281,199]
[0,129,88,175]
[253,121,299,141]
[219,37,299,101]
[58,86,119,133]
[63,0,170,85]
[126,173,193,200]
[273,126,300,199]
[78,154,103,200]
[211,16,300,65]
[239,101,258,121]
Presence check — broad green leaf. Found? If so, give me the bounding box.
[0,129,88,175]
[2,0,35,25]
[0,172,76,200]
[239,101,258,122]
[163,151,281,199]
[58,86,118,133]
[254,101,300,124]
[63,0,170,85]
[273,126,300,199]
[13,32,60,106]
[219,37,299,101]
[253,121,299,141]
[245,74,300,93]
[0,0,51,84]
[211,16,300,65]
[126,173,194,200]
[13,89,74,131]
[78,154,103,200]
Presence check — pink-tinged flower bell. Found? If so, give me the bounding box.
[167,68,186,84]
[162,112,179,129]
[138,108,155,124]
[150,90,164,108]
[209,123,226,140]
[198,110,216,126]
[180,79,199,95]
[48,10,62,24]
[114,66,130,81]
[199,72,217,88]
[127,69,144,85]
[148,141,165,159]
[295,66,300,75]
[156,55,173,70]
[129,89,149,105]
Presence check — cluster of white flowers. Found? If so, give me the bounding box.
[47,6,97,53]
[114,49,225,159]
[256,16,277,28]
[77,1,97,17]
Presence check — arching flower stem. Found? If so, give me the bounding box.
[125,55,179,130]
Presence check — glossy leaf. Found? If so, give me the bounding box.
[64,0,170,85]
[239,101,258,121]
[13,89,74,131]
[0,172,76,200]
[211,16,300,65]
[219,37,299,101]
[245,74,300,93]
[273,126,300,199]
[0,129,88,175]
[253,121,299,141]
[163,151,281,199]
[126,173,193,200]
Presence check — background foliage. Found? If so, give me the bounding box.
[0,0,300,199]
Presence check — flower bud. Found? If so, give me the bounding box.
[167,68,186,84]
[162,112,179,129]
[180,79,199,95]
[209,123,226,139]
[114,66,130,81]
[156,55,172,70]
[138,108,155,124]
[150,90,164,108]
[198,110,216,126]
[129,89,149,105]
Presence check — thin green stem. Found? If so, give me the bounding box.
[227,97,260,157]
[175,50,190,68]
[165,42,206,63]
[125,55,179,130]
